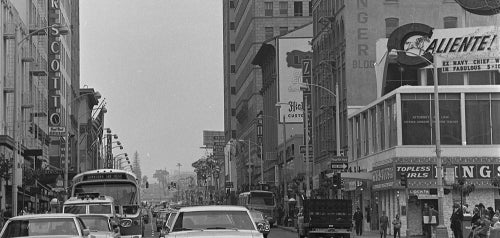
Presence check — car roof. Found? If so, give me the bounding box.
[78,214,112,218]
[179,205,249,212]
[10,213,78,220]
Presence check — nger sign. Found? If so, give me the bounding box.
[387,23,499,72]
[48,0,64,136]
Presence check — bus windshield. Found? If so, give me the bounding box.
[74,183,137,205]
[249,192,275,206]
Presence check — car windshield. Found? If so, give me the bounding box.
[123,205,140,215]
[74,183,137,205]
[80,216,111,232]
[249,192,275,206]
[250,211,264,220]
[89,204,113,214]
[171,210,254,231]
[1,218,79,237]
[64,205,86,214]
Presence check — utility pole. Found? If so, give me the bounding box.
[177,163,181,202]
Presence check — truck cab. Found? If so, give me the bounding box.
[297,199,353,238]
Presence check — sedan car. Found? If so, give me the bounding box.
[160,205,263,238]
[249,210,270,238]
[79,214,120,238]
[0,213,90,237]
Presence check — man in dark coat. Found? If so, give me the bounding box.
[451,203,464,238]
[353,207,363,235]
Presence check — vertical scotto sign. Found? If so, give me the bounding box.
[48,0,62,134]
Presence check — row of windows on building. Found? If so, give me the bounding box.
[264,1,312,17]
[350,92,500,159]
[385,16,458,37]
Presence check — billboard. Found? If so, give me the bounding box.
[277,37,312,123]
[48,0,63,136]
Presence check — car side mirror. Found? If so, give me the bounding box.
[83,228,90,236]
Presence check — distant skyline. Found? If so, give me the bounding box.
[80,1,224,181]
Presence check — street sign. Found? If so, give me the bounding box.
[225,182,233,188]
[331,162,348,170]
[300,145,313,154]
[49,126,65,136]
[330,156,348,163]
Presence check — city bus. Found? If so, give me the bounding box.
[72,169,145,238]
[238,190,276,226]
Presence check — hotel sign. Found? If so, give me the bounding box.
[48,0,63,136]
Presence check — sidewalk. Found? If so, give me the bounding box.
[276,225,415,238]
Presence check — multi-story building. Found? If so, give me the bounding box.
[310,0,497,196]
[303,0,500,236]
[252,23,313,205]
[77,88,102,172]
[223,0,313,193]
[0,0,87,215]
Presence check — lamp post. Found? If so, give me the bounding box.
[64,91,101,198]
[297,75,341,199]
[388,49,446,237]
[275,103,288,204]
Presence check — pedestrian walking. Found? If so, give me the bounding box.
[451,202,464,238]
[380,211,389,238]
[392,214,401,238]
[353,207,363,236]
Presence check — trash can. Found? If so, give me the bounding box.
[462,214,473,238]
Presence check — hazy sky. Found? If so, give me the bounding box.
[80,1,223,181]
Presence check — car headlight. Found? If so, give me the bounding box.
[120,219,133,227]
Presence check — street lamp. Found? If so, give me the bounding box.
[387,49,447,237]
[275,102,288,203]
[64,91,101,197]
[237,139,264,185]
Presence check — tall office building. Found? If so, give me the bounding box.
[223,0,312,190]
[310,0,497,176]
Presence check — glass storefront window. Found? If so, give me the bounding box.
[401,93,461,145]
[465,93,500,145]
[402,94,433,145]
[387,97,397,147]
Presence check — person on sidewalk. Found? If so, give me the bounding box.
[380,211,389,238]
[451,202,464,238]
[353,207,363,236]
[392,214,401,238]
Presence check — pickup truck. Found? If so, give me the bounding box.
[297,199,353,238]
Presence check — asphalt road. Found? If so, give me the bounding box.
[144,217,297,238]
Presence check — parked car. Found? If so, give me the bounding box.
[79,214,120,238]
[160,205,263,238]
[0,213,90,237]
[249,210,270,238]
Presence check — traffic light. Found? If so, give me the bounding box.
[332,173,342,188]
[400,172,408,188]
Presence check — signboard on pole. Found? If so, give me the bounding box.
[49,126,65,136]
[302,59,312,93]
